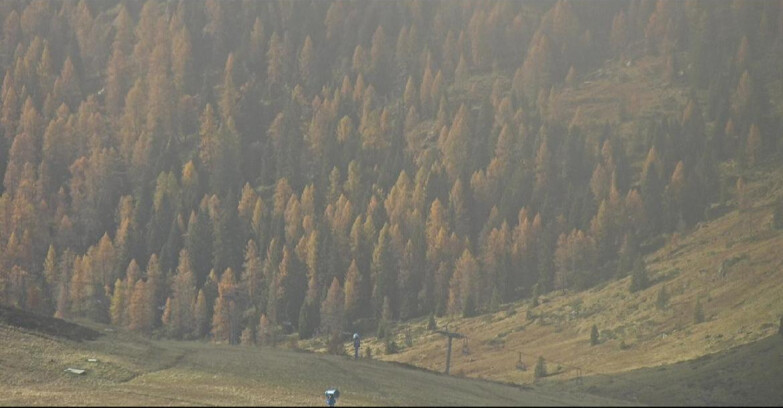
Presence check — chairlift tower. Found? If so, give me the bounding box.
[435,328,465,375]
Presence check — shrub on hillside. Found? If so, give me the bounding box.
[427,313,437,331]
[534,356,547,378]
[629,258,649,292]
[693,299,705,324]
[385,338,399,355]
[590,324,599,346]
[531,284,541,306]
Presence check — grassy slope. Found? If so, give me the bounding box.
[0,321,633,406]
[355,156,783,404]
[543,333,783,406]
[337,56,783,404]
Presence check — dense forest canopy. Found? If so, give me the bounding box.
[0,0,781,344]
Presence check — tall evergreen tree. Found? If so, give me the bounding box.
[166,249,197,339]
[372,224,397,319]
[320,277,345,337]
[212,268,240,344]
[185,209,213,287]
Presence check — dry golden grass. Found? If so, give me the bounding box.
[544,333,783,406]
[361,161,783,398]
[0,321,633,406]
[548,55,690,164]
[554,56,688,129]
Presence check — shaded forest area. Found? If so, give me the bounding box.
[0,0,781,345]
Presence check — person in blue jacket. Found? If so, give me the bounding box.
[325,389,339,407]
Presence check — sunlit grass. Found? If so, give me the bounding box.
[345,163,783,398]
[0,321,632,406]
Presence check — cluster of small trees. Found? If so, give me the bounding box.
[0,0,780,343]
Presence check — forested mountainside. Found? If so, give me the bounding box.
[0,0,781,345]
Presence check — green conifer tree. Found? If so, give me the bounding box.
[534,356,547,378]
[629,257,649,293]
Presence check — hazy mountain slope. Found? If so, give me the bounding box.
[1,2,782,405]
[4,0,781,351]
[360,158,783,393]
